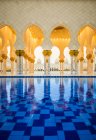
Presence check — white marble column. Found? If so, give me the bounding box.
[43,50,52,76]
[11,60,15,75]
[80,60,83,75]
[44,57,46,75]
[74,56,79,75]
[0,60,3,74]
[3,58,7,75]
[24,58,28,74]
[69,28,79,75]
[16,50,24,75]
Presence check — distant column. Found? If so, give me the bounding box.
[10,57,15,75]
[86,54,93,75]
[79,57,84,75]
[16,50,24,75]
[2,54,7,75]
[69,50,79,75]
[43,50,52,76]
[0,58,3,74]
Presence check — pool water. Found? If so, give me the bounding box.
[0,78,96,140]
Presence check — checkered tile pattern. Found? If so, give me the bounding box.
[0,78,96,140]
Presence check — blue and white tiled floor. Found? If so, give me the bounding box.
[0,78,96,140]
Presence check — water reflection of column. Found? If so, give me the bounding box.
[10,78,16,95]
[93,78,96,99]
[79,78,84,103]
[37,78,41,84]
[74,78,79,102]
[17,78,23,97]
[0,78,3,110]
[28,78,35,96]
[25,78,28,94]
[55,78,59,84]
[59,78,64,101]
[44,78,50,98]
[86,78,93,106]
[2,78,7,104]
[70,78,74,102]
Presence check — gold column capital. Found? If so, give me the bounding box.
[86,54,92,60]
[0,56,3,62]
[59,59,64,63]
[27,56,35,63]
[23,52,28,59]
[10,57,15,61]
[69,50,79,57]
[16,50,24,56]
[2,54,7,59]
[42,50,52,56]
[79,57,84,62]
[91,59,94,63]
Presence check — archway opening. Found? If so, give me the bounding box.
[23,24,44,73]
[0,25,16,73]
[78,25,96,74]
[50,25,71,72]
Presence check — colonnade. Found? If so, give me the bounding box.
[0,24,96,76]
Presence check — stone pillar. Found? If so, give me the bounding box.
[79,57,84,75]
[24,58,28,74]
[28,57,34,75]
[74,50,79,75]
[16,50,24,75]
[23,53,28,75]
[43,50,52,76]
[10,57,15,75]
[2,54,7,75]
[69,50,74,74]
[69,50,79,75]
[0,58,3,75]
[59,59,64,75]
[86,54,93,75]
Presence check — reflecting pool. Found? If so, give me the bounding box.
[0,78,96,140]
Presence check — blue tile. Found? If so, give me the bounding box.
[65,131,80,140]
[41,109,50,114]
[22,136,30,140]
[30,136,44,140]
[44,127,57,136]
[45,118,56,127]
[15,112,26,117]
[62,122,75,131]
[44,136,58,140]
[79,134,93,140]
[0,123,15,131]
[57,131,65,140]
[8,135,23,140]
[64,111,74,117]
[10,131,24,136]
[31,127,44,136]
[77,130,91,135]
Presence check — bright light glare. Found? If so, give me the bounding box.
[7,46,10,58]
[64,47,71,64]
[34,46,44,64]
[50,46,60,64]
[34,46,71,64]
[84,46,86,59]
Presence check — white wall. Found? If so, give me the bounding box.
[0,0,96,49]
